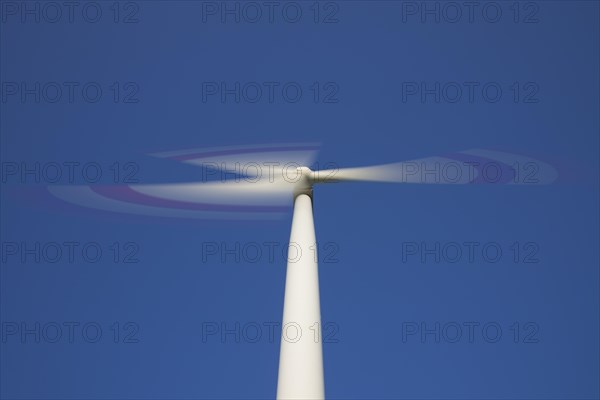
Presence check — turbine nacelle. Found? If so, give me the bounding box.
[292,166,315,198]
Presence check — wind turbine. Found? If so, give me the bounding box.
[43,144,558,399]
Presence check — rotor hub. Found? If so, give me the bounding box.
[292,166,314,198]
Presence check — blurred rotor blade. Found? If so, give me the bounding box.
[150,143,320,179]
[313,150,558,185]
[458,149,558,184]
[313,157,473,184]
[47,178,296,220]
[129,179,295,206]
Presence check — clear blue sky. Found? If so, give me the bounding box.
[1,1,599,398]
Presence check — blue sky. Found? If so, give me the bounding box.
[1,1,599,399]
